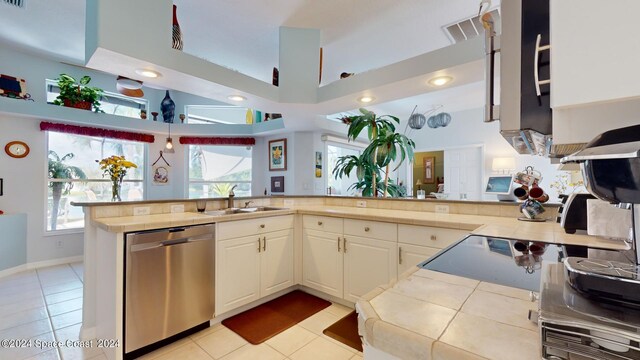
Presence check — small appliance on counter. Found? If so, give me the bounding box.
[559,192,596,234]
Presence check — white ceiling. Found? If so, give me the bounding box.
[0,0,497,118]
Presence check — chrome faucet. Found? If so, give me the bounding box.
[227,185,238,209]
[244,201,254,208]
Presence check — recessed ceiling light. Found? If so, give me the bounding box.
[358,96,375,103]
[227,95,246,101]
[428,76,453,87]
[135,69,162,78]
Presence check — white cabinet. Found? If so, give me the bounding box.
[302,216,397,302]
[550,0,640,109]
[216,215,294,315]
[397,224,469,275]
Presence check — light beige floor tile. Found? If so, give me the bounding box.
[86,354,106,360]
[153,341,212,360]
[43,281,83,296]
[47,298,83,317]
[24,348,61,360]
[59,346,104,360]
[0,331,57,360]
[0,296,46,318]
[265,325,317,356]
[70,263,83,280]
[0,318,52,340]
[324,303,353,318]
[53,323,81,342]
[440,312,538,360]
[390,275,474,310]
[190,323,224,341]
[0,280,41,294]
[298,310,340,335]
[290,337,354,360]
[0,288,44,306]
[0,306,49,331]
[137,338,193,359]
[220,343,284,360]
[350,354,364,360]
[51,309,82,330]
[461,290,537,331]
[194,326,247,359]
[45,288,83,305]
[0,270,39,286]
[370,291,457,339]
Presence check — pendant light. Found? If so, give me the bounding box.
[164,122,175,154]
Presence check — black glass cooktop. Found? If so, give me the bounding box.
[418,235,564,292]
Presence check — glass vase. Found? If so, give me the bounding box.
[111,178,123,202]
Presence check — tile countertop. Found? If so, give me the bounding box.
[89,205,629,250]
[356,268,541,360]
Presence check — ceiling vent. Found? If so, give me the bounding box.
[3,0,25,7]
[443,9,500,43]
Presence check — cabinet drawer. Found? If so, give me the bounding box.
[344,219,397,242]
[218,215,294,240]
[303,215,343,234]
[398,224,468,249]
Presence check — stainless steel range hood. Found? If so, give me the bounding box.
[484,0,585,157]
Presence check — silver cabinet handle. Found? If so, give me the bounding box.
[262,236,266,252]
[260,224,265,229]
[399,247,403,264]
[258,238,261,253]
[364,227,370,232]
[318,221,323,226]
[430,235,437,241]
[483,23,500,122]
[343,238,347,253]
[338,237,341,252]
[534,34,551,98]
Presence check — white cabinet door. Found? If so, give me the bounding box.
[261,229,294,297]
[302,229,343,298]
[216,235,262,315]
[343,235,397,303]
[398,243,440,275]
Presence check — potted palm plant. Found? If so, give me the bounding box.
[333,108,415,197]
[52,74,104,112]
[48,151,86,230]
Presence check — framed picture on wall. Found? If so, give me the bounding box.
[268,138,287,171]
[271,176,285,193]
[423,156,435,184]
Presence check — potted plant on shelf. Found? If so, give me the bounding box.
[52,74,104,112]
[332,108,415,197]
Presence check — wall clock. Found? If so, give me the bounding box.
[5,141,30,158]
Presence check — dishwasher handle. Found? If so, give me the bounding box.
[130,233,213,252]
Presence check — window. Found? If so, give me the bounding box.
[46,80,148,119]
[326,142,364,196]
[188,145,252,198]
[185,105,249,124]
[47,132,145,231]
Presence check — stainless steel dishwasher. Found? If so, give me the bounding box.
[124,223,215,356]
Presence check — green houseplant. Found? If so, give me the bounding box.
[48,151,87,230]
[332,108,415,197]
[53,74,104,112]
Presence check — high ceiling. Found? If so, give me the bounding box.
[0,0,497,116]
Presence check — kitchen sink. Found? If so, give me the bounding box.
[203,206,287,216]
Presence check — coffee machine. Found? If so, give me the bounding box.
[561,123,640,307]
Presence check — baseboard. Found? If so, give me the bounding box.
[26,255,83,270]
[0,264,29,279]
[0,255,83,279]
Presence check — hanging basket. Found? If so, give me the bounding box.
[63,99,92,111]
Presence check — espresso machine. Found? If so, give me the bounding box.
[535,125,640,360]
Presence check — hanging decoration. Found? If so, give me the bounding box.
[172,4,183,51]
[152,151,171,186]
[40,122,155,143]
[179,137,256,146]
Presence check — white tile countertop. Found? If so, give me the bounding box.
[356,268,540,360]
[90,205,629,250]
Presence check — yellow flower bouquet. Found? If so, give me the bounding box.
[97,155,137,201]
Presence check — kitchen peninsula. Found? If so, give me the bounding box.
[73,196,628,360]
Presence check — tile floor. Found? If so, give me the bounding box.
[0,263,364,360]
